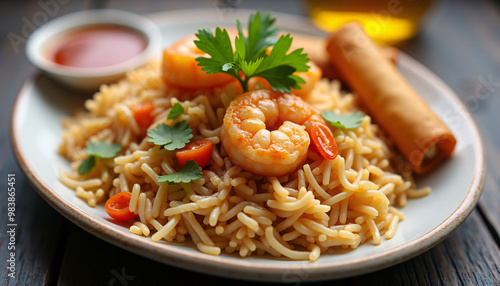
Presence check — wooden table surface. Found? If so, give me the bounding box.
[2,0,500,285]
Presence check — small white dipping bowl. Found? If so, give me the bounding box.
[26,9,162,91]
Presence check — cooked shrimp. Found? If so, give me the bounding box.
[162,36,234,89]
[221,89,323,176]
[291,61,322,98]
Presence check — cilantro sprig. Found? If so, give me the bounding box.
[158,160,202,185]
[146,109,200,184]
[167,102,184,120]
[78,141,121,175]
[147,121,193,151]
[321,111,364,130]
[194,11,309,93]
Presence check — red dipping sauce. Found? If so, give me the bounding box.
[48,25,147,69]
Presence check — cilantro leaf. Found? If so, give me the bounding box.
[167,102,184,120]
[147,124,173,146]
[78,156,96,175]
[257,34,309,72]
[255,65,300,93]
[194,28,238,77]
[166,121,193,150]
[158,160,202,184]
[322,111,365,129]
[194,11,309,93]
[147,121,193,151]
[78,141,121,175]
[239,57,264,79]
[237,11,279,61]
[85,141,122,158]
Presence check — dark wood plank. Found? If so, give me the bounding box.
[56,209,500,286]
[57,224,261,286]
[0,1,92,285]
[399,0,500,282]
[338,211,500,285]
[398,0,500,245]
[477,135,500,244]
[0,179,70,286]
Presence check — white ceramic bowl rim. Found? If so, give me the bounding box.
[26,9,162,78]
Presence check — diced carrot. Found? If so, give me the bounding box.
[175,139,212,168]
[132,101,155,134]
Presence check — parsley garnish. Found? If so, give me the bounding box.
[78,141,121,175]
[167,102,184,120]
[78,156,96,175]
[158,160,202,184]
[194,11,309,93]
[322,111,364,130]
[147,121,193,151]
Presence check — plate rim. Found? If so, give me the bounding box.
[11,9,486,282]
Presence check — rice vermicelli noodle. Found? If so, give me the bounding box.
[58,58,430,261]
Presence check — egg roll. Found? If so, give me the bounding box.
[291,34,399,80]
[325,23,456,174]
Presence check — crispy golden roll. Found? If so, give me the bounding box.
[292,34,398,81]
[325,23,456,174]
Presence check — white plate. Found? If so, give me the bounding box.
[12,9,485,282]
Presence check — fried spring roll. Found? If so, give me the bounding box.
[325,23,456,174]
[291,34,399,80]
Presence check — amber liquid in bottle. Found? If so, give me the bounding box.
[306,0,435,44]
